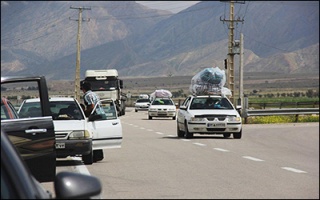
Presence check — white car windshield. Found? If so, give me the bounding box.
[151,99,174,105]
[189,97,233,110]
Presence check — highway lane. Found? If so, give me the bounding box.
[43,109,319,199]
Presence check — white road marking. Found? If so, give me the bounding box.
[214,148,230,152]
[140,127,145,130]
[147,129,153,131]
[156,132,163,135]
[281,167,307,173]
[242,156,265,162]
[69,157,91,175]
[181,139,190,142]
[193,142,206,146]
[167,134,176,137]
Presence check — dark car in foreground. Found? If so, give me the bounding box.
[1,76,56,182]
[1,130,102,199]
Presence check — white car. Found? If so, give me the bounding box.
[148,97,176,120]
[177,95,242,139]
[18,97,122,164]
[134,98,151,112]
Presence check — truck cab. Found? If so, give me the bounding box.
[83,70,126,116]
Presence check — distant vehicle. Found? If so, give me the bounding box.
[177,95,242,139]
[1,76,56,182]
[148,97,177,120]
[134,98,151,112]
[1,130,102,199]
[83,69,127,116]
[138,94,149,99]
[18,97,122,164]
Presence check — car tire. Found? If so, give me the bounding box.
[172,116,176,120]
[184,122,193,139]
[82,150,93,165]
[233,130,242,139]
[135,110,138,112]
[223,133,231,138]
[148,116,152,120]
[177,123,184,138]
[93,149,104,162]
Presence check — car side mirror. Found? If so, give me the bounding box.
[179,105,187,110]
[88,114,102,121]
[55,171,101,199]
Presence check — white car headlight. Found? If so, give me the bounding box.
[190,117,205,122]
[69,130,90,139]
[168,108,176,111]
[149,108,157,111]
[226,116,241,122]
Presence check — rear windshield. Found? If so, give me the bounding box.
[137,99,150,103]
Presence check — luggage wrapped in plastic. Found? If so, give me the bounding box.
[150,89,172,101]
[189,67,232,96]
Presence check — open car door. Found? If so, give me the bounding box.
[1,76,56,182]
[87,99,122,150]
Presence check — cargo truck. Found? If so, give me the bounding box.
[83,69,126,116]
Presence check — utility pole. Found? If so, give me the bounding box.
[239,33,244,112]
[69,6,91,102]
[220,1,244,106]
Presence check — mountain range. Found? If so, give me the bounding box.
[1,1,319,80]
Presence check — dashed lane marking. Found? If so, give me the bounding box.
[242,156,265,162]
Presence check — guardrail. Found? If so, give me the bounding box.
[242,108,319,124]
[248,101,319,109]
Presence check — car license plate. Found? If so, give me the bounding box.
[55,143,65,149]
[207,123,226,128]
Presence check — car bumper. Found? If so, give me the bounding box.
[187,122,242,133]
[135,106,149,111]
[148,111,176,117]
[55,139,92,157]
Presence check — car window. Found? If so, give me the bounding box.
[53,101,84,120]
[93,100,117,120]
[189,97,233,110]
[1,98,19,120]
[181,97,191,107]
[152,99,174,105]
[137,99,150,103]
[18,101,42,118]
[18,100,84,120]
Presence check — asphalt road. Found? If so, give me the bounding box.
[43,109,319,199]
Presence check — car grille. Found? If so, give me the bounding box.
[207,128,226,131]
[195,115,227,121]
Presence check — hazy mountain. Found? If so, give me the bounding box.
[1,1,319,80]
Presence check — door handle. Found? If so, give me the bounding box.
[25,129,47,135]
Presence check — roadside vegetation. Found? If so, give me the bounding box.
[246,115,319,124]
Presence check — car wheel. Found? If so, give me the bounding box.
[233,130,242,139]
[223,133,231,138]
[177,123,184,138]
[82,150,93,165]
[93,150,104,162]
[135,110,138,112]
[148,116,152,120]
[172,116,176,120]
[184,122,193,139]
